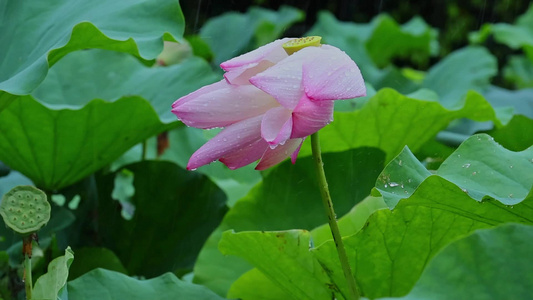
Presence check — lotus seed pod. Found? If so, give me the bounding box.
[0,186,51,235]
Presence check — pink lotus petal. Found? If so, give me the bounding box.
[300,45,366,101]
[291,94,334,138]
[249,49,319,110]
[261,107,293,146]
[220,38,291,72]
[290,137,305,164]
[219,138,269,170]
[255,138,304,170]
[224,60,275,85]
[187,115,263,170]
[172,80,278,129]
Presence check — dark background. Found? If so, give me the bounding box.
[181,0,530,55]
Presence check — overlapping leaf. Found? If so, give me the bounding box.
[193,148,385,296]
[0,49,218,190]
[388,224,533,300]
[220,135,532,299]
[68,247,128,280]
[376,134,532,208]
[68,269,224,300]
[0,0,184,96]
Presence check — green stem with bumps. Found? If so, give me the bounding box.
[310,132,360,300]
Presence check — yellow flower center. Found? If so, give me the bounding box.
[282,36,322,55]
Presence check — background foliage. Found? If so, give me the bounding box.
[0,0,531,299]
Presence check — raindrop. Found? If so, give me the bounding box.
[407,179,412,183]
[509,165,513,169]
[389,182,399,187]
[384,184,388,188]
[509,194,513,198]
[472,171,477,175]
[462,188,468,194]
[401,184,404,189]
[462,163,471,168]
[398,160,403,166]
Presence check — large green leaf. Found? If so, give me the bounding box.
[32,247,74,300]
[298,89,509,162]
[376,134,533,208]
[226,196,388,300]
[0,0,184,95]
[310,136,533,299]
[220,230,335,300]
[68,269,224,300]
[67,247,128,280]
[389,224,533,300]
[220,136,532,299]
[200,6,303,65]
[193,148,385,296]
[32,49,218,123]
[96,160,227,277]
[0,96,173,190]
[422,47,497,107]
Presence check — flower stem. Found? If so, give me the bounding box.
[310,132,359,300]
[22,236,32,300]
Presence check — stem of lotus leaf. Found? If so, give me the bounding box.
[141,139,147,160]
[22,235,33,300]
[310,132,360,300]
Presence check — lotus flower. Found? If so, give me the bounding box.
[171,37,365,170]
